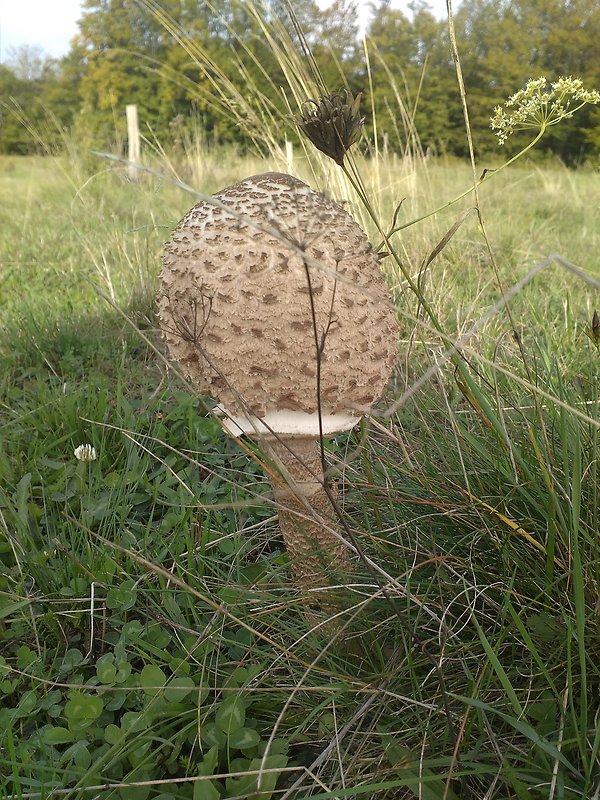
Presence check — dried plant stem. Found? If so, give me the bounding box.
[265,436,353,620]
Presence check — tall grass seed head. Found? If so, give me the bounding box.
[490,76,600,144]
[296,89,364,166]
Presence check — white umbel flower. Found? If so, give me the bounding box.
[490,76,600,144]
[74,444,97,461]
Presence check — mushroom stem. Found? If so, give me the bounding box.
[264,436,353,619]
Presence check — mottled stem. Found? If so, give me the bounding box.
[264,436,353,622]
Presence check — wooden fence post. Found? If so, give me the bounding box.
[126,104,140,181]
[285,138,294,174]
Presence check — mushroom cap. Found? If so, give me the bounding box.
[158,172,397,429]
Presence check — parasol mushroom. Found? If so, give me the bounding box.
[158,172,397,623]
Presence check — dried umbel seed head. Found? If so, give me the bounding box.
[296,90,364,166]
[158,172,397,429]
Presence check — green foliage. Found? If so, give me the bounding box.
[0,50,80,155]
[0,624,290,797]
[0,354,283,795]
[366,2,458,155]
[2,0,600,160]
[452,0,600,159]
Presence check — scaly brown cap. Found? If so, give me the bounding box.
[158,172,397,427]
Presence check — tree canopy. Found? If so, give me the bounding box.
[1,0,599,161]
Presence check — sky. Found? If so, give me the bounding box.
[0,0,83,61]
[0,0,450,62]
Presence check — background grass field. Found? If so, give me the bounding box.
[1,143,599,799]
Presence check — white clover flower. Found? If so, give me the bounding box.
[490,76,600,144]
[74,444,97,461]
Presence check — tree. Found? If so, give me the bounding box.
[453,0,600,160]
[5,45,48,81]
[72,0,169,149]
[3,0,598,159]
[365,1,457,154]
[0,52,76,155]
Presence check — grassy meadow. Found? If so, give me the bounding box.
[1,144,599,800]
